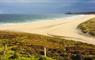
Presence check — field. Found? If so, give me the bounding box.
[0,31,95,60]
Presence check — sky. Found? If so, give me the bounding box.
[0,0,95,14]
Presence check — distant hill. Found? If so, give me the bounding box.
[65,12,95,14]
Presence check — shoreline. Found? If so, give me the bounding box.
[0,14,95,45]
[0,14,74,26]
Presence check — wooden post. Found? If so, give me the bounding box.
[44,47,47,57]
[3,43,7,60]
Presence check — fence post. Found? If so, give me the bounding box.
[44,47,47,57]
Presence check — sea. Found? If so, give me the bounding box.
[0,14,74,24]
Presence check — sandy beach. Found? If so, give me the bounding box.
[0,15,95,45]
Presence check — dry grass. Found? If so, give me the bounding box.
[78,18,95,36]
[0,31,95,59]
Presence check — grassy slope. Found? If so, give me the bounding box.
[0,31,95,60]
[78,18,95,36]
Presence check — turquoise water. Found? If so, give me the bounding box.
[0,14,73,23]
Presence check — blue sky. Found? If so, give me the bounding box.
[0,0,95,14]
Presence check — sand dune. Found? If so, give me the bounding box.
[0,15,95,45]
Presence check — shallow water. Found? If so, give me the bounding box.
[0,14,74,24]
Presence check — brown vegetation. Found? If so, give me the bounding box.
[0,31,95,60]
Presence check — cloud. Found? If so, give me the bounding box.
[0,0,80,14]
[0,0,48,3]
[86,0,95,3]
[0,10,5,14]
[0,0,79,3]
[0,0,94,14]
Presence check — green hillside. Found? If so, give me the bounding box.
[78,18,95,36]
[0,31,95,60]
